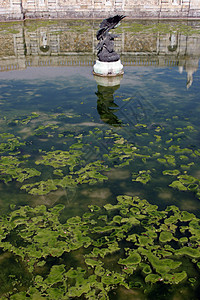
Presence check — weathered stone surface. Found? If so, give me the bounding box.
[0,0,200,20]
[0,34,15,56]
[1,21,200,89]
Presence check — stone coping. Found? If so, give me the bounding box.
[1,6,200,21]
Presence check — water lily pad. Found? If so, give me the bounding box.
[179,237,188,244]
[35,149,82,170]
[0,136,25,154]
[2,192,200,297]
[157,158,167,164]
[163,170,180,176]
[145,274,161,283]
[112,215,122,224]
[180,211,195,222]
[178,175,197,185]
[164,271,187,284]
[169,180,187,191]
[132,170,151,184]
[85,258,101,267]
[159,231,173,243]
[21,179,59,195]
[175,247,200,258]
[187,184,199,191]
[118,252,141,266]
[45,264,65,285]
[141,263,152,275]
[0,156,41,183]
[53,169,64,176]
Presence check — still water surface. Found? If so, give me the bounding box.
[0,19,200,299]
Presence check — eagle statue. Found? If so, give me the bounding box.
[96,15,125,62]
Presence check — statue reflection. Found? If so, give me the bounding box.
[94,75,123,127]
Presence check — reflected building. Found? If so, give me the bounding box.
[0,0,200,20]
[39,31,50,53]
[0,21,200,87]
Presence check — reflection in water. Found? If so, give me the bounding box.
[168,33,178,52]
[96,84,122,126]
[39,32,50,53]
[1,20,200,88]
[94,74,123,126]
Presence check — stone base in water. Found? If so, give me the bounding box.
[93,73,123,87]
[93,60,124,77]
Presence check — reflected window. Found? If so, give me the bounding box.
[168,33,178,52]
[172,0,179,4]
[40,32,50,53]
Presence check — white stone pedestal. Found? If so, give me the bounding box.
[93,74,123,87]
[93,60,124,77]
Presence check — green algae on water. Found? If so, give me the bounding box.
[1,195,200,298]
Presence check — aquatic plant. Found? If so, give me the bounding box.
[0,135,25,154]
[0,194,200,298]
[35,149,83,171]
[21,159,109,195]
[1,19,200,299]
[0,119,199,206]
[169,174,200,199]
[132,170,151,184]
[34,124,59,137]
[0,156,40,183]
[8,112,39,126]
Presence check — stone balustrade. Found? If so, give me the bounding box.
[1,0,200,20]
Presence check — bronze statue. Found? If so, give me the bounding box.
[96,15,125,62]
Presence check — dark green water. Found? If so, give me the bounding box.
[1,19,200,299]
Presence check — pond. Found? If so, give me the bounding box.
[0,19,200,299]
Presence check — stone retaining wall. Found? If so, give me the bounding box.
[1,0,200,21]
[1,21,200,89]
